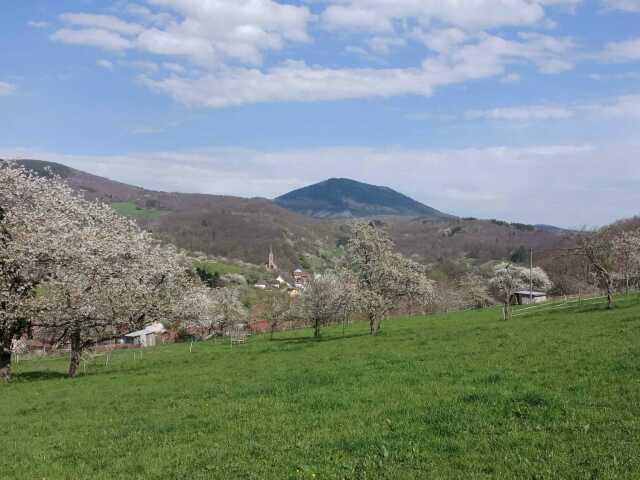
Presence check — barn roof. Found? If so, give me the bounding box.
[125,322,166,338]
[514,290,547,297]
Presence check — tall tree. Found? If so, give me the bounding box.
[0,163,84,381]
[30,202,192,377]
[264,292,291,339]
[345,221,434,335]
[489,262,552,320]
[571,231,618,309]
[0,162,193,379]
[611,230,640,294]
[295,272,355,338]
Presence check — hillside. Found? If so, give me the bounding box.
[3,296,639,478]
[10,160,576,270]
[275,177,452,220]
[12,160,342,270]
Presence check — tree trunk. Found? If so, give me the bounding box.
[503,292,512,321]
[606,278,614,309]
[68,328,82,378]
[370,314,381,335]
[0,345,11,383]
[313,318,321,338]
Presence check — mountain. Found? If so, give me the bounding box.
[275,178,453,220]
[7,160,576,272]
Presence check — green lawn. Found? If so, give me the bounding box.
[193,259,244,276]
[2,297,639,479]
[111,201,166,220]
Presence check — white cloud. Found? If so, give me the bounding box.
[60,13,144,36]
[140,62,435,107]
[51,28,133,50]
[138,31,575,108]
[603,37,640,61]
[0,81,16,96]
[97,59,114,70]
[137,0,312,66]
[45,1,579,108]
[321,0,547,32]
[28,21,50,29]
[589,72,640,80]
[601,0,640,12]
[501,73,521,83]
[418,94,640,123]
[466,105,575,121]
[128,60,160,73]
[580,94,640,118]
[162,62,186,74]
[50,1,312,68]
[6,141,640,228]
[367,36,407,56]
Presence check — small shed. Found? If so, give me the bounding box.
[123,322,166,348]
[512,290,548,305]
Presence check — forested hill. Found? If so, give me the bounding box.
[9,159,575,271]
[275,178,453,220]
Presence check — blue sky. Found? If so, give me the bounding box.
[1,0,640,227]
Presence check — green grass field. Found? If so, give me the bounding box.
[2,296,639,479]
[193,259,244,276]
[111,201,166,220]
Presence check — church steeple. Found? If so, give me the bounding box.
[266,246,278,271]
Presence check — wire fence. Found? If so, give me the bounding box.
[511,293,611,318]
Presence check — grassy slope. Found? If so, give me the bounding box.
[111,201,166,220]
[193,259,244,276]
[2,297,639,479]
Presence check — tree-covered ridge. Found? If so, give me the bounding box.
[275,178,452,219]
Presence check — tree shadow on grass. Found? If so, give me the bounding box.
[11,370,68,383]
[269,332,370,344]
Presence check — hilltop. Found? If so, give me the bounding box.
[275,177,452,220]
[3,295,639,478]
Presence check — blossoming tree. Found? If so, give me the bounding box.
[345,221,435,335]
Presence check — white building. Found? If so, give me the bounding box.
[123,322,166,348]
[512,290,548,305]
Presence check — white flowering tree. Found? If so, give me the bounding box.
[459,273,493,309]
[0,162,87,381]
[489,263,552,320]
[264,292,292,339]
[571,231,619,309]
[30,198,193,377]
[295,272,356,338]
[345,221,435,335]
[211,287,248,334]
[1,162,195,379]
[611,229,640,294]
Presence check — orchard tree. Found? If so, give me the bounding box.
[345,221,434,335]
[296,272,356,338]
[0,161,195,379]
[0,162,90,381]
[611,229,640,294]
[571,231,618,309]
[179,284,224,339]
[31,202,192,377]
[489,263,552,320]
[210,287,247,334]
[459,273,493,309]
[264,292,291,339]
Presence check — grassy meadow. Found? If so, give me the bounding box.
[111,201,166,220]
[2,296,639,479]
